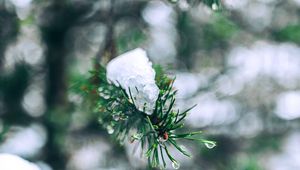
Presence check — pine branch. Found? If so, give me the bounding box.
[78,64,216,169]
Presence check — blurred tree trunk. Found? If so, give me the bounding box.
[0,4,32,125]
[39,1,90,169]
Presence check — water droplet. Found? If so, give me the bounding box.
[112,114,120,121]
[98,87,104,92]
[128,98,133,104]
[204,141,216,149]
[111,101,118,108]
[99,91,110,99]
[107,125,114,134]
[172,161,180,169]
[103,95,110,99]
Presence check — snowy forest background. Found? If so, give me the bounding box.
[1,0,300,169]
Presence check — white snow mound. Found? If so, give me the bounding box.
[0,153,40,170]
[106,48,159,115]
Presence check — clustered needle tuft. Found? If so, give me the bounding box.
[80,48,216,169]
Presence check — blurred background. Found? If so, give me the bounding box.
[0,0,300,169]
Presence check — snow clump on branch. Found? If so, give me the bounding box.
[106,48,159,115]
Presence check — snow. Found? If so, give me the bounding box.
[0,124,47,157]
[267,132,300,170]
[106,48,159,115]
[142,1,177,65]
[185,93,237,127]
[275,91,300,120]
[0,153,40,170]
[228,41,300,88]
[173,72,201,98]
